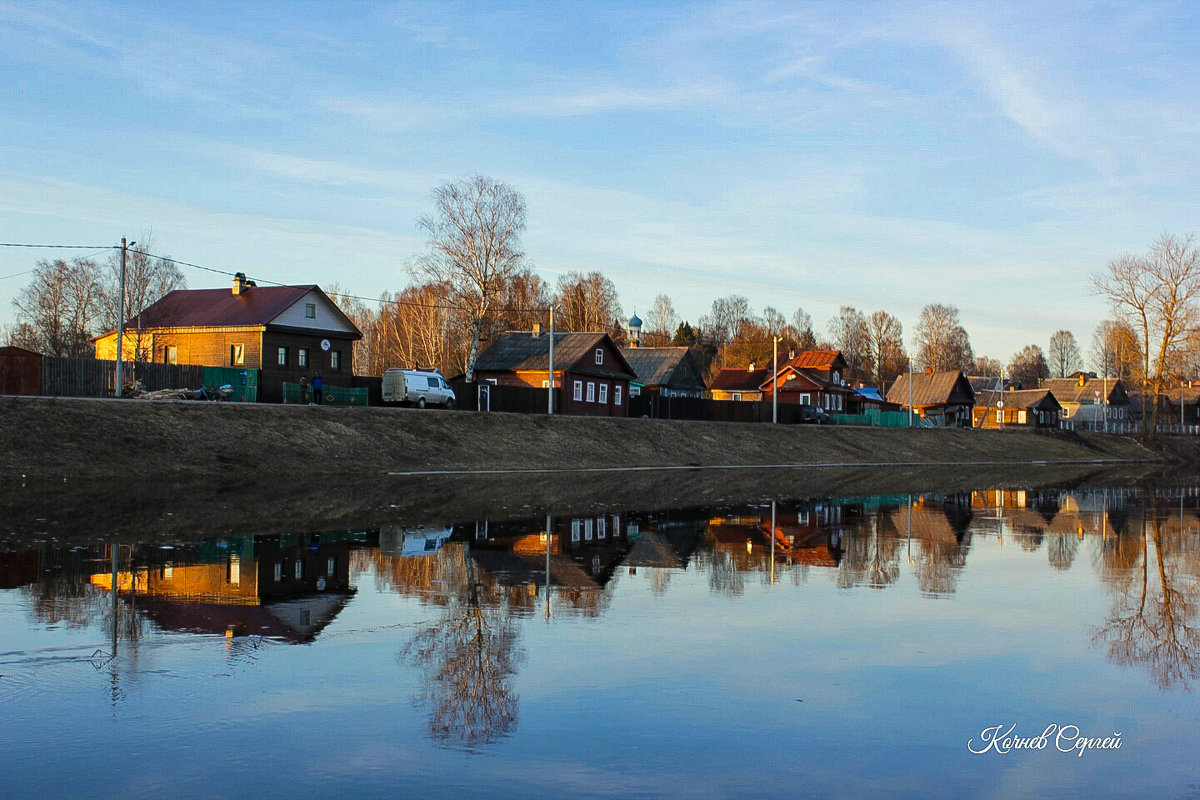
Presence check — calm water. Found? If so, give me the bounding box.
[2,480,1199,799]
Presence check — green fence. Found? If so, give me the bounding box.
[830,410,914,428]
[282,381,368,406]
[201,367,259,402]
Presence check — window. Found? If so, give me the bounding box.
[800,393,811,405]
[595,348,604,364]
[326,557,335,576]
[298,348,308,367]
[615,385,622,405]
[732,392,742,402]
[230,344,245,366]
[294,560,304,579]
[586,382,595,402]
[305,303,316,319]
[542,380,550,388]
[584,518,594,540]
[1018,410,1028,424]
[598,517,606,539]
[274,563,283,582]
[571,519,581,542]
[599,383,608,404]
[331,350,341,370]
[278,346,288,366]
[573,380,583,401]
[996,409,1004,423]
[164,345,177,364]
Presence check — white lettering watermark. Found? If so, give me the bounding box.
[967,724,1123,757]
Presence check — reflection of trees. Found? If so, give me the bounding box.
[1095,494,1200,690]
[1046,533,1079,571]
[404,543,524,747]
[705,549,745,596]
[838,513,901,589]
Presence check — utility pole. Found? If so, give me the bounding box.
[547,305,555,415]
[115,238,134,397]
[772,336,779,424]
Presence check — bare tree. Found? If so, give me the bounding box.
[792,307,817,351]
[1090,319,1143,383]
[371,284,458,375]
[324,282,374,375]
[699,294,754,352]
[863,310,906,389]
[973,356,1003,376]
[98,237,186,361]
[1047,329,1082,378]
[409,175,527,382]
[913,303,973,372]
[11,257,105,356]
[1007,344,1050,387]
[827,306,869,383]
[554,271,623,335]
[643,294,678,347]
[1094,233,1200,437]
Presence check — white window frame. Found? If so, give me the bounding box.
[615,385,622,405]
[732,392,742,402]
[573,380,583,401]
[599,383,608,404]
[305,303,316,319]
[587,382,596,402]
[1018,410,1028,424]
[799,393,811,405]
[598,517,606,539]
[996,409,1004,423]
[331,350,341,370]
[277,346,288,366]
[298,348,308,367]
[595,348,604,365]
[584,518,594,540]
[164,345,177,364]
[571,519,582,542]
[294,560,303,579]
[231,344,245,366]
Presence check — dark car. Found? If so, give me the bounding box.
[797,404,831,424]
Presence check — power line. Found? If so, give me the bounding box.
[0,243,114,250]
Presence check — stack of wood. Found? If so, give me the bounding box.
[123,380,206,400]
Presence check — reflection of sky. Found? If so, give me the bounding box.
[1,508,1198,799]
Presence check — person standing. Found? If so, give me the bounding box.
[312,371,323,405]
[299,375,309,405]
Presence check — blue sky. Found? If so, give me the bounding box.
[2,1,1199,361]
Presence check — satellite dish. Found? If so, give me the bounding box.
[321,339,331,351]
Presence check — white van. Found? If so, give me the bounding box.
[382,368,456,409]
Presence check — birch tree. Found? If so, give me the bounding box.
[1047,329,1082,378]
[410,175,527,382]
[913,303,973,372]
[1094,233,1200,437]
[12,257,105,356]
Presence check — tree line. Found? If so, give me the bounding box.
[4,179,1197,417]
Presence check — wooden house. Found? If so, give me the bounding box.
[619,346,707,398]
[1041,374,1130,430]
[472,330,636,416]
[1168,385,1200,426]
[972,388,1063,429]
[708,366,771,401]
[93,273,361,403]
[764,349,855,412]
[886,370,976,427]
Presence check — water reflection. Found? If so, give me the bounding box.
[3,481,1200,752]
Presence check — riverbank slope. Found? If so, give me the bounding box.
[2,395,1158,480]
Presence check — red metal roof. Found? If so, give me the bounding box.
[784,349,845,370]
[709,368,771,392]
[119,285,318,329]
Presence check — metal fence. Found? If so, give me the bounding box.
[281,381,369,406]
[449,381,558,413]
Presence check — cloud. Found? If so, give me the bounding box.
[503,81,731,116]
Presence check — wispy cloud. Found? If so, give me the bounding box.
[503,81,731,116]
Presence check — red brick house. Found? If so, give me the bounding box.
[472,330,636,416]
[94,273,361,403]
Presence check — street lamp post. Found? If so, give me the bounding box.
[115,238,135,398]
[772,336,780,424]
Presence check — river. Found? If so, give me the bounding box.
[1,475,1197,799]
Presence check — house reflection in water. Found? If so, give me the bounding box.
[89,531,367,643]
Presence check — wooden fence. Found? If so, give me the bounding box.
[449,381,560,413]
[627,394,814,424]
[40,357,205,397]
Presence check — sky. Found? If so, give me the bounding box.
[2,1,1199,361]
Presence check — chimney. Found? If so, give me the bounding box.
[232,272,253,295]
[532,323,541,337]
[749,361,756,371]
[1077,373,1086,388]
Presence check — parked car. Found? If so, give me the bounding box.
[796,404,831,424]
[382,369,456,409]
